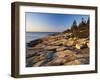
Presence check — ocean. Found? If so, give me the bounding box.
[26,32,57,43]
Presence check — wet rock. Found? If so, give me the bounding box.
[31,51,55,66]
[26,58,36,67]
[45,51,54,59]
[26,49,38,58]
[27,39,42,47]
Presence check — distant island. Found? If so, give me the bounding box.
[26,18,90,67]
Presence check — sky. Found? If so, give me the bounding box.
[26,12,89,32]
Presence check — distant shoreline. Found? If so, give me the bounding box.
[26,32,59,44]
[26,31,61,33]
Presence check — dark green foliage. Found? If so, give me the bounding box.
[63,17,90,38]
[63,29,71,33]
[71,20,78,30]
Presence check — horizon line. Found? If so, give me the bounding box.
[26,31,61,32]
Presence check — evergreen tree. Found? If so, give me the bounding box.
[81,18,86,25]
[71,20,78,37]
[78,18,87,30]
[87,17,90,26]
[71,20,77,30]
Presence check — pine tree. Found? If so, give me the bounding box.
[87,17,89,24]
[78,18,87,30]
[87,17,90,27]
[81,18,86,25]
[71,20,78,37]
[71,20,77,30]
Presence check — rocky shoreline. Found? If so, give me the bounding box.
[26,32,89,67]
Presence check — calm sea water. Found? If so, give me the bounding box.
[26,32,57,43]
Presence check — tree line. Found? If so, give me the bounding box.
[63,18,90,38]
